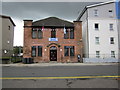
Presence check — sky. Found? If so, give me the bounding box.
[1,0,110,46]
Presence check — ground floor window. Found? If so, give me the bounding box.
[32,46,36,57]
[96,51,100,58]
[111,51,115,58]
[64,46,74,56]
[38,46,42,56]
[31,46,42,57]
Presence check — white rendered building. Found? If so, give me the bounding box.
[77,1,120,61]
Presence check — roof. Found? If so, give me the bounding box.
[33,17,74,27]
[77,0,114,21]
[0,15,16,26]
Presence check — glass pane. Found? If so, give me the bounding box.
[38,46,42,56]
[110,24,113,30]
[64,46,69,56]
[32,29,37,39]
[95,37,99,44]
[96,51,100,58]
[110,37,114,44]
[64,29,69,39]
[70,46,74,56]
[38,30,43,39]
[51,29,56,38]
[95,24,99,30]
[70,29,74,39]
[32,46,36,57]
[111,51,115,58]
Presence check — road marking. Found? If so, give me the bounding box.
[1,76,120,80]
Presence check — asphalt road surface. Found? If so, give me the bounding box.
[2,64,120,88]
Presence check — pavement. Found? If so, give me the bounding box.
[1,62,119,67]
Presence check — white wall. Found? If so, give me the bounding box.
[80,10,89,58]
[88,19,118,59]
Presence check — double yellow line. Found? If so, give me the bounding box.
[1,75,120,80]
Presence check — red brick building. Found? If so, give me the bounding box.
[23,17,82,63]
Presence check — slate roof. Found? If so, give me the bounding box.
[32,17,74,27]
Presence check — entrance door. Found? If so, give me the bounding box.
[50,46,57,61]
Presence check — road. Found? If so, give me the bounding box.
[2,64,120,88]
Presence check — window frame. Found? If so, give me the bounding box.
[94,9,98,16]
[38,29,43,39]
[51,29,56,38]
[94,23,99,30]
[109,24,113,30]
[109,10,113,17]
[38,46,42,57]
[32,28,37,39]
[70,46,74,56]
[31,46,36,57]
[111,51,115,58]
[64,46,75,57]
[95,37,100,44]
[70,28,74,39]
[64,46,69,56]
[110,37,114,44]
[96,51,100,58]
[64,28,69,39]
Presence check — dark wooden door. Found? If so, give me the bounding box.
[50,50,57,61]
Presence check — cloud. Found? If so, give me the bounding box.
[13,18,24,46]
[1,1,110,46]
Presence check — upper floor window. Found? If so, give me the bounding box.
[109,24,113,30]
[94,23,99,30]
[110,37,114,44]
[64,29,69,39]
[64,28,74,39]
[96,51,100,58]
[94,9,98,16]
[32,28,43,39]
[70,28,74,39]
[32,28,37,39]
[109,10,113,17]
[95,37,100,44]
[8,26,10,30]
[51,29,56,38]
[38,29,43,39]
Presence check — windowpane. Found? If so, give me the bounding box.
[70,46,74,56]
[38,46,42,56]
[8,26,10,30]
[32,28,37,39]
[70,28,74,39]
[94,9,98,16]
[109,10,113,17]
[51,29,56,38]
[32,46,36,57]
[38,29,43,39]
[95,37,99,44]
[96,51,100,58]
[109,24,113,30]
[111,51,115,58]
[110,37,114,44]
[64,29,69,39]
[95,23,99,30]
[64,46,69,56]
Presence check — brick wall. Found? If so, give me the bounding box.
[23,20,82,63]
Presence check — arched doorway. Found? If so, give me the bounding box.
[50,46,57,61]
